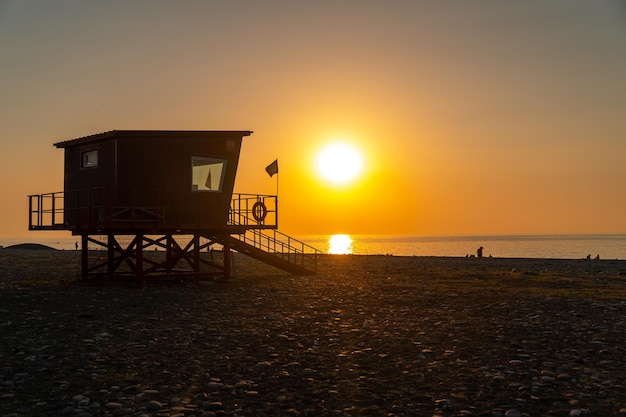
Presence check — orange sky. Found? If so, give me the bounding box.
[1,1,625,240]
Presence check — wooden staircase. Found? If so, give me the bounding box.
[211,229,321,275]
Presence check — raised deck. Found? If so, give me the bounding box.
[28,190,320,278]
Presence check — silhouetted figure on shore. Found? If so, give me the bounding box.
[477,246,483,258]
[75,241,78,251]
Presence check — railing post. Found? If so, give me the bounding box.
[39,195,44,227]
[28,196,33,228]
[51,193,56,226]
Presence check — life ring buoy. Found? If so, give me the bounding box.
[252,201,267,223]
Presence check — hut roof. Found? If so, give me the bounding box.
[54,130,253,148]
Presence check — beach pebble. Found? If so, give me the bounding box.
[146,400,162,411]
[255,360,273,370]
[204,401,223,410]
[206,381,224,391]
[105,402,123,410]
[73,394,88,403]
[504,410,522,417]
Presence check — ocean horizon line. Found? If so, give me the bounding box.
[2,232,625,260]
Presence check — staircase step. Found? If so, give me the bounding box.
[207,231,320,275]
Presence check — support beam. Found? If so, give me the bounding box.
[224,235,231,280]
[107,234,115,276]
[166,234,173,273]
[192,234,200,273]
[74,233,289,281]
[136,234,143,280]
[81,234,88,280]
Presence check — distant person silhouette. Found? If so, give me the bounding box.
[477,246,483,258]
[75,241,78,251]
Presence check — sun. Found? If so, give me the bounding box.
[315,142,364,185]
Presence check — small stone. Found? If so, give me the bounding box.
[255,361,272,370]
[206,382,224,391]
[105,402,123,410]
[142,389,159,396]
[73,394,87,403]
[234,381,249,389]
[122,385,138,393]
[504,410,522,417]
[205,401,223,410]
[146,400,162,411]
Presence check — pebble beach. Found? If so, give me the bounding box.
[1,250,625,417]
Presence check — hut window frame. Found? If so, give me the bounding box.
[81,149,98,168]
[191,156,227,192]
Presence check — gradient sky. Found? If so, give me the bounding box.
[1,1,625,239]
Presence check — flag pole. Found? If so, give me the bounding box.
[265,159,279,226]
[275,166,279,227]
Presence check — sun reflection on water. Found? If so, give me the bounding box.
[328,234,353,255]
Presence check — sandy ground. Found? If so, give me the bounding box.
[1,250,625,417]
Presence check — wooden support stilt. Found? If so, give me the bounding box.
[166,234,173,273]
[223,235,231,280]
[81,234,88,280]
[136,234,144,280]
[192,234,200,273]
[107,234,115,276]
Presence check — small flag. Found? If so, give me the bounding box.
[265,159,278,177]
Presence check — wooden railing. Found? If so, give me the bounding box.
[28,188,278,231]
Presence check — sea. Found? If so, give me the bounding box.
[1,233,625,260]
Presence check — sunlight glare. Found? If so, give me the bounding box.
[328,234,353,255]
[315,143,364,185]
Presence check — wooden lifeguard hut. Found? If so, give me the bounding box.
[28,130,320,280]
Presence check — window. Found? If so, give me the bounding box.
[191,157,227,192]
[81,149,98,168]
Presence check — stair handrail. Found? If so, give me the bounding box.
[233,228,321,272]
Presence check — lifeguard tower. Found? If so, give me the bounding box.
[28,130,320,280]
